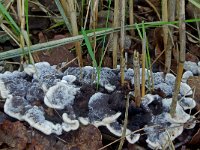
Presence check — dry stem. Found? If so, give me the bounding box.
[112,0,120,68]
[170,0,186,117]
[133,51,141,107]
[120,0,125,86]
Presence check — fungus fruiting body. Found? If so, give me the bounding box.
[0,62,197,149]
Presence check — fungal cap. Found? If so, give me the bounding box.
[106,122,122,137]
[126,129,140,144]
[4,95,24,120]
[44,82,79,109]
[62,113,79,131]
[23,64,36,75]
[162,98,190,123]
[78,117,89,125]
[179,97,196,110]
[102,112,121,124]
[180,83,193,96]
[23,106,63,135]
[0,80,9,98]
[62,75,77,84]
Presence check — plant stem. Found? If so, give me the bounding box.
[141,34,146,97]
[63,0,83,67]
[112,0,119,68]
[133,51,141,107]
[120,0,125,87]
[170,0,185,117]
[129,0,135,36]
[165,0,176,73]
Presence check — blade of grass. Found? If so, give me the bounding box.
[188,0,200,9]
[81,27,97,67]
[81,27,100,89]
[1,18,200,60]
[0,2,20,35]
[55,0,72,34]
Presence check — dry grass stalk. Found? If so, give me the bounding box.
[120,0,125,87]
[112,0,119,68]
[141,34,146,97]
[61,0,83,67]
[165,0,176,73]
[129,0,134,36]
[162,0,170,74]
[89,0,99,69]
[17,0,37,62]
[146,0,161,20]
[170,0,186,117]
[89,0,99,29]
[17,0,25,61]
[133,51,141,107]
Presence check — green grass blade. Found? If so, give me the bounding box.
[1,18,200,60]
[81,27,100,89]
[135,23,143,39]
[189,0,200,9]
[81,27,97,67]
[0,3,20,35]
[54,0,72,34]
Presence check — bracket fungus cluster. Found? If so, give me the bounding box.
[184,61,200,75]
[0,62,197,149]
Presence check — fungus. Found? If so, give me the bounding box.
[184,61,199,75]
[65,66,118,92]
[144,95,196,149]
[78,117,89,125]
[23,64,36,75]
[180,82,193,96]
[145,124,183,149]
[62,75,77,84]
[62,113,79,132]
[4,95,31,120]
[162,98,190,124]
[178,97,196,110]
[126,130,140,144]
[98,68,118,91]
[33,62,62,91]
[1,62,197,148]
[152,72,164,85]
[182,71,193,83]
[106,122,140,144]
[65,66,93,84]
[106,122,123,137]
[154,83,173,96]
[88,92,121,127]
[23,106,63,135]
[0,71,27,98]
[26,82,44,102]
[164,73,176,85]
[184,61,199,74]
[152,72,193,96]
[130,68,149,85]
[4,95,63,135]
[44,81,79,109]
